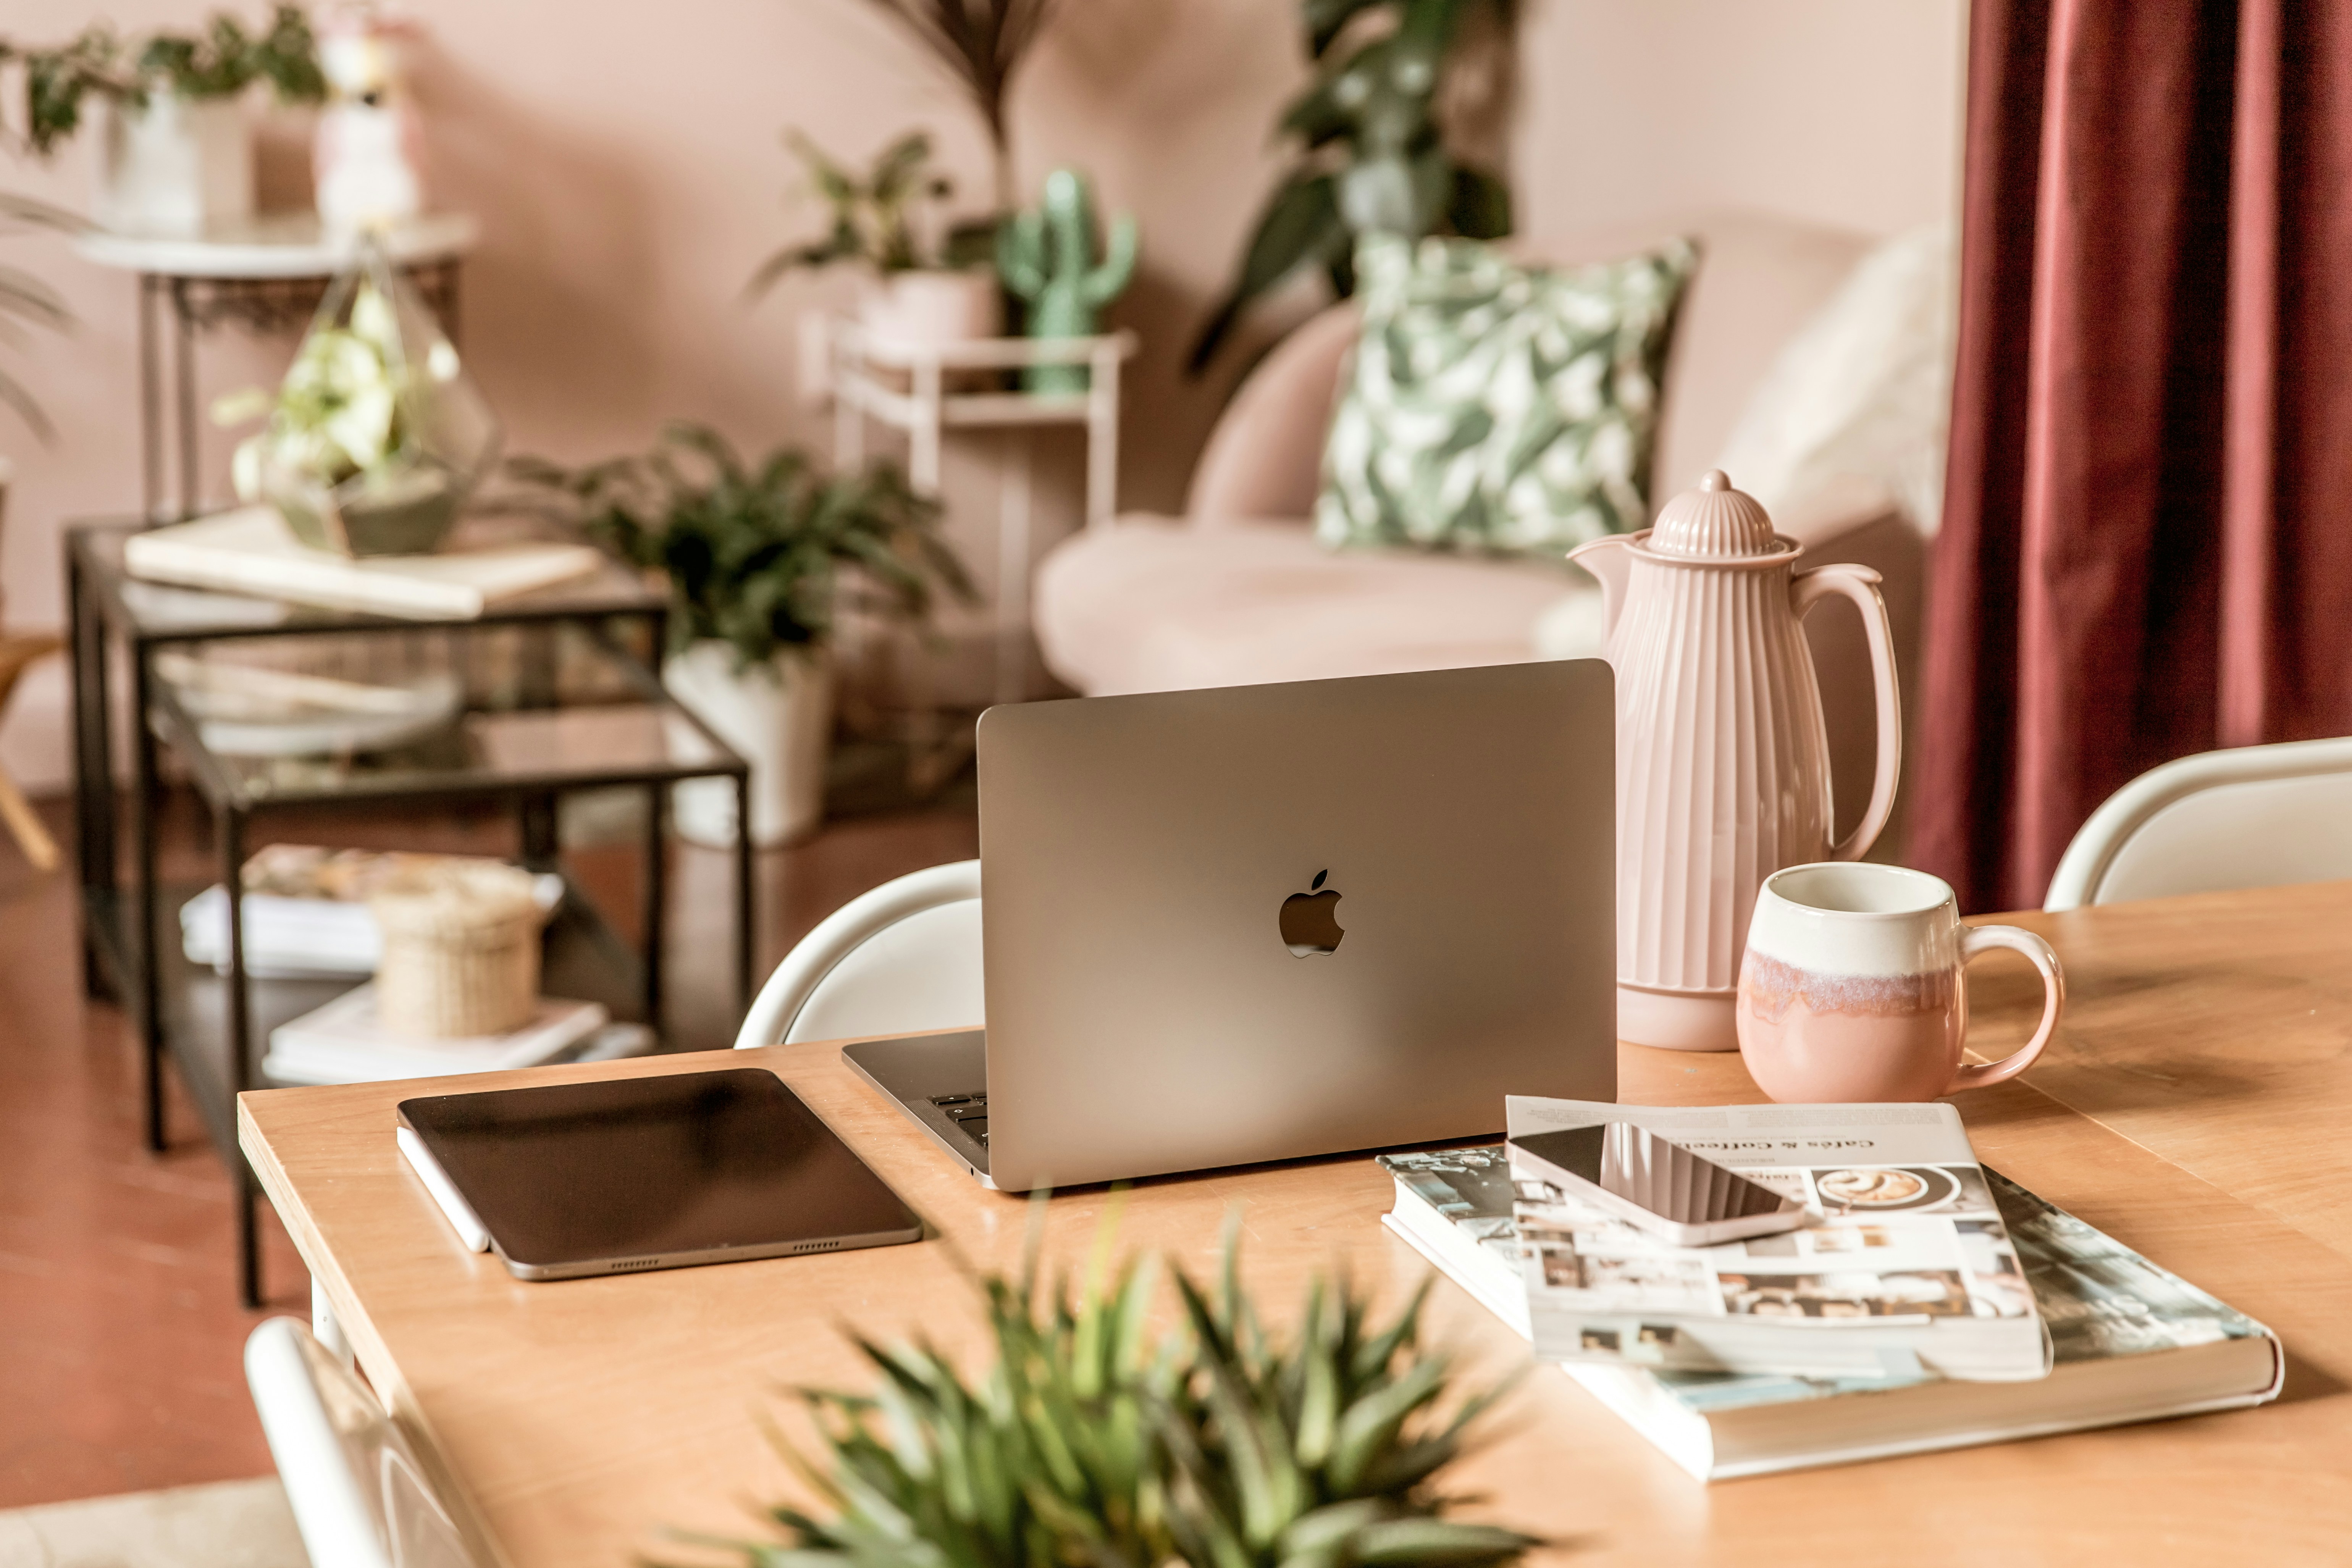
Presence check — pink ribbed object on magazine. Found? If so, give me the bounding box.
[1570,471,1903,1051]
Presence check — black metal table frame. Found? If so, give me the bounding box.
[137,258,463,523]
[68,528,754,1307]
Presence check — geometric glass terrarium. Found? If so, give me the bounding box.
[229,239,501,557]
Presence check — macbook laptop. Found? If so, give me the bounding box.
[844,659,1618,1191]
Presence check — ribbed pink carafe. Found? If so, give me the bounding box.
[1569,471,1901,1050]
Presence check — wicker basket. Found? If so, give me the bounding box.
[370,862,545,1038]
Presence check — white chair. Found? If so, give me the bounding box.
[2044,736,2352,911]
[244,1316,473,1568]
[733,859,984,1050]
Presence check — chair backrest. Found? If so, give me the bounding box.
[1184,210,1875,524]
[733,859,984,1050]
[2044,736,2352,911]
[244,1317,473,1568]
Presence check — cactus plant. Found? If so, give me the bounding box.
[997,168,1137,394]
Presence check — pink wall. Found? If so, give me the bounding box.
[0,0,1961,791]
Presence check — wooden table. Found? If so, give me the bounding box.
[239,881,2352,1567]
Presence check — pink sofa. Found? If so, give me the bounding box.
[1035,212,1928,846]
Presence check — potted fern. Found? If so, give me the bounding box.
[691,1229,1542,1568]
[512,425,974,847]
[749,130,1002,349]
[0,5,325,237]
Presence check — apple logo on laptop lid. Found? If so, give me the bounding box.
[1280,870,1345,958]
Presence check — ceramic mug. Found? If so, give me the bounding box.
[1735,863,2065,1103]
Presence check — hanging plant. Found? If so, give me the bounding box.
[1189,0,1516,373]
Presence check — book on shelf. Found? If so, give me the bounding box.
[1507,1096,2048,1381]
[181,847,564,979]
[121,506,604,620]
[263,985,610,1087]
[1380,1143,2282,1481]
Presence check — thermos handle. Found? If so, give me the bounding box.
[1791,564,1902,863]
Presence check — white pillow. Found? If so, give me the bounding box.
[1712,223,1957,535]
[1532,224,1955,663]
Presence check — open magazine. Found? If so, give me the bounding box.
[1507,1097,2052,1381]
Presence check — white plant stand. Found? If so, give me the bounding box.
[817,317,1137,711]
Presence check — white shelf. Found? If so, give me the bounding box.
[820,312,1136,711]
[73,212,480,279]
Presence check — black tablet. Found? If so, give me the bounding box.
[397,1068,923,1280]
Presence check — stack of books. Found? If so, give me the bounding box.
[263,985,624,1086]
[1381,1096,2281,1480]
[180,846,564,979]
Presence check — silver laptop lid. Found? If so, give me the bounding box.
[976,659,1616,1192]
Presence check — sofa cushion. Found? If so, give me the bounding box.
[1035,517,1589,696]
[1315,234,1699,556]
[1182,213,1874,527]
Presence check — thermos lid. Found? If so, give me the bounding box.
[1646,469,1779,559]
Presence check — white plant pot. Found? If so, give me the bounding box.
[857,270,1003,349]
[662,642,833,849]
[96,93,255,237]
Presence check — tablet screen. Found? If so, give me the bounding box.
[397,1069,922,1278]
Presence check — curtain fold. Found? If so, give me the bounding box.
[1916,0,2352,913]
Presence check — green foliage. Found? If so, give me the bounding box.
[1189,0,1515,373]
[687,1222,1540,1568]
[0,193,79,441]
[852,0,1061,210]
[749,131,961,297]
[507,424,975,670]
[216,278,415,493]
[0,5,324,157]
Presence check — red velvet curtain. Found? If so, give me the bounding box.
[1914,0,2352,914]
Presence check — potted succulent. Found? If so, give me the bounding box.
[0,5,326,237]
[694,1229,1542,1568]
[749,130,1003,349]
[214,244,499,556]
[511,425,976,847]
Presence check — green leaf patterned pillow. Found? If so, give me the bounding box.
[1315,234,1699,556]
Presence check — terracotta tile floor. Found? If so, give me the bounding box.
[0,794,977,1508]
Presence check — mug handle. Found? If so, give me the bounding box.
[1947,925,2067,1093]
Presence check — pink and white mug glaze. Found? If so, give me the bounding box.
[1736,863,2065,1104]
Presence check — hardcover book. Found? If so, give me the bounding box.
[1381,1143,2283,1480]
[123,507,603,620]
[263,986,609,1087]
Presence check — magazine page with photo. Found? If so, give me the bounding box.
[1505,1098,2052,1382]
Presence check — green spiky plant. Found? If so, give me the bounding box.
[684,1218,1541,1568]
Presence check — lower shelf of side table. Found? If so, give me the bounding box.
[85,877,695,1174]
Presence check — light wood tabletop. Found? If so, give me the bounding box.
[239,880,2352,1568]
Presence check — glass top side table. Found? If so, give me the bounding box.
[67,517,751,1307]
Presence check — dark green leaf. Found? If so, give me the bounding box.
[1186,173,1347,373]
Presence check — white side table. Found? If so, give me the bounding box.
[821,317,1137,708]
[74,212,480,523]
